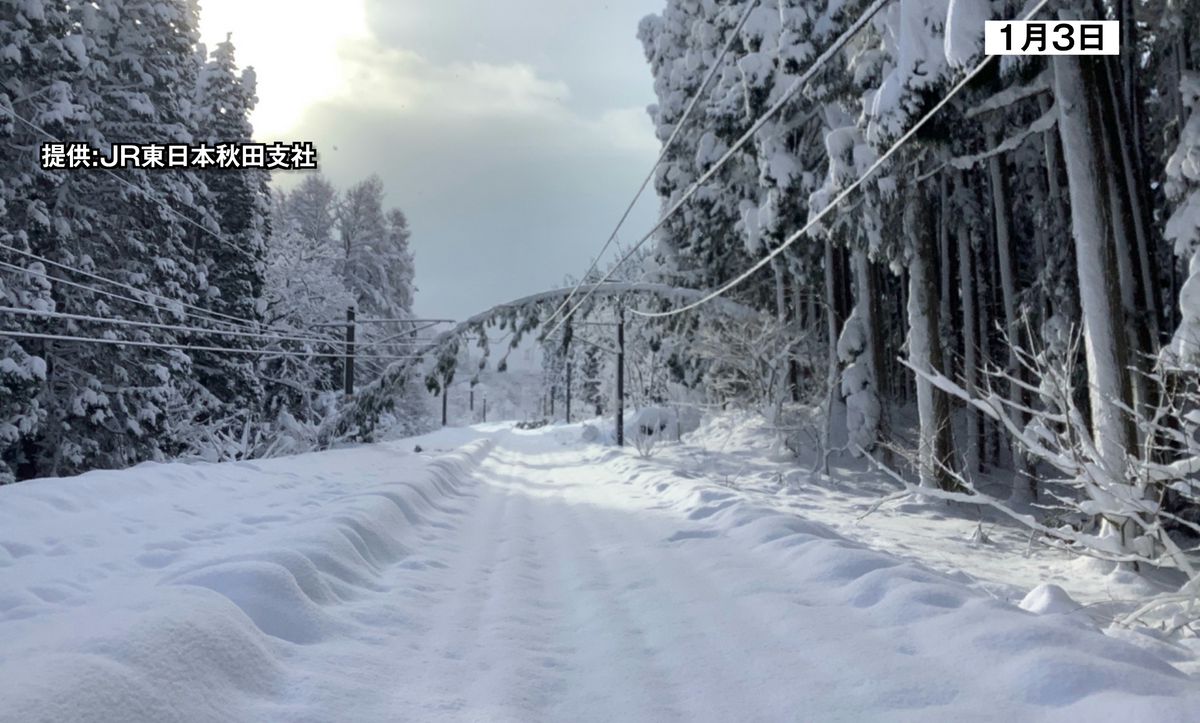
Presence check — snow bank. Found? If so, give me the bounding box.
[0,438,492,723]
[576,406,704,447]
[592,419,1200,717]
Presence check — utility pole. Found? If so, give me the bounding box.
[469,389,474,412]
[483,397,487,422]
[616,300,625,447]
[550,386,555,418]
[562,316,572,424]
[344,306,356,399]
[442,384,448,427]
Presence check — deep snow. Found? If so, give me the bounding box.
[1,416,1199,721]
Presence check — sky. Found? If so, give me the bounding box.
[199,0,665,322]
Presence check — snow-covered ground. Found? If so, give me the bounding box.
[2,415,1199,722]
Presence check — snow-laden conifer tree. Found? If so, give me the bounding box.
[11,0,221,475]
[638,1,763,301]
[188,33,270,437]
[339,176,416,330]
[0,0,81,480]
[260,189,353,428]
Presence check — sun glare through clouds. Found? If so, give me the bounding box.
[198,0,370,138]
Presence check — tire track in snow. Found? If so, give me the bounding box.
[568,492,968,721]
[388,455,514,716]
[452,454,571,719]
[543,489,690,722]
[566,487,840,721]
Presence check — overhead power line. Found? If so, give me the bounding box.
[0,264,338,348]
[633,0,1055,319]
[545,0,892,339]
[0,305,348,348]
[0,328,419,362]
[543,0,763,328]
[0,242,273,333]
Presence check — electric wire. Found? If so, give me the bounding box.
[632,0,1054,319]
[0,242,279,333]
[0,305,347,347]
[543,0,763,327]
[0,328,420,362]
[0,264,340,348]
[544,0,892,339]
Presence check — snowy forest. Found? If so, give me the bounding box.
[0,1,422,482]
[570,0,1200,596]
[5,0,1200,585]
[7,0,1200,716]
[396,0,1200,608]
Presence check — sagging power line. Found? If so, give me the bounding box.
[633,0,1055,319]
[543,0,764,329]
[545,0,892,339]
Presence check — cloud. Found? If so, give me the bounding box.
[591,107,659,152]
[279,97,659,321]
[331,38,574,121]
[199,0,370,137]
[259,0,665,320]
[363,0,661,115]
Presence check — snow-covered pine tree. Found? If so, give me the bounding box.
[0,0,82,480]
[838,0,959,489]
[1166,70,1200,359]
[260,173,424,435]
[11,0,222,476]
[339,178,416,333]
[188,32,269,443]
[638,0,763,302]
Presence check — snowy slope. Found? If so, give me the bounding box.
[2,421,1199,722]
[0,438,493,722]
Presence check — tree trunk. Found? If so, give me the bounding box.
[846,249,883,455]
[905,185,958,491]
[938,172,953,367]
[790,266,805,402]
[1094,52,1158,435]
[986,125,1035,502]
[1038,92,1077,322]
[773,257,787,322]
[868,256,891,459]
[1052,53,1136,482]
[956,173,981,475]
[825,238,850,452]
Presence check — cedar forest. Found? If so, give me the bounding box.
[3,0,1200,600]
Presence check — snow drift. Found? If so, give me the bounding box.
[0,439,492,723]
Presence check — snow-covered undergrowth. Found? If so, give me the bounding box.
[639,411,1200,678]
[0,436,492,722]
